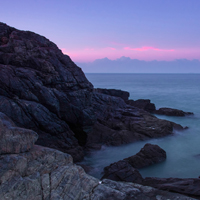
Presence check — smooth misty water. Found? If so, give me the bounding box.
[81,73,200,179]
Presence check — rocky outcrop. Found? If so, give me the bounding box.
[101,160,144,184]
[0,22,186,162]
[94,88,129,101]
[155,107,194,116]
[126,99,156,113]
[143,177,200,199]
[0,112,195,200]
[86,93,183,149]
[124,143,166,169]
[0,22,95,161]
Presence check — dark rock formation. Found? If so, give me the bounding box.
[0,22,95,161]
[126,99,156,113]
[94,88,129,101]
[101,160,143,184]
[124,143,166,169]
[0,112,38,154]
[155,107,194,116]
[143,177,200,199]
[0,22,185,162]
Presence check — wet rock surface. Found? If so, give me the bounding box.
[155,107,194,116]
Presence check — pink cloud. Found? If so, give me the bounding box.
[124,46,174,52]
[104,47,116,50]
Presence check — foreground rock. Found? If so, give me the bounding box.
[124,143,166,169]
[143,177,200,199]
[0,112,38,154]
[0,113,195,200]
[155,107,194,116]
[126,99,156,113]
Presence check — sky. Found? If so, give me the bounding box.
[1,0,200,63]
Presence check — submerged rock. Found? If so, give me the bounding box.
[155,107,194,116]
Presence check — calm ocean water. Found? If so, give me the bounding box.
[82,73,200,179]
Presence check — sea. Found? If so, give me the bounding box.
[81,73,200,179]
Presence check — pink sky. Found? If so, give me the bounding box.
[61,46,200,63]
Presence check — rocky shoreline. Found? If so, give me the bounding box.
[0,22,198,199]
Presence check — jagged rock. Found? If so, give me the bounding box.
[0,22,95,161]
[143,177,200,199]
[126,99,156,113]
[124,143,166,169]
[101,160,143,184]
[155,107,194,116]
[94,88,129,101]
[0,112,38,154]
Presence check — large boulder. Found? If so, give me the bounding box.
[124,143,166,169]
[155,107,194,116]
